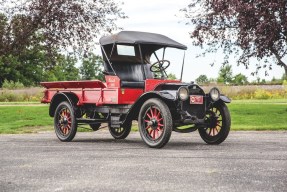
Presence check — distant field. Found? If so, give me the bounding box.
[0,99,286,134]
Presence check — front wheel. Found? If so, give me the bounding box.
[198,102,231,144]
[138,98,172,148]
[54,101,77,142]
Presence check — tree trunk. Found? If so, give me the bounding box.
[271,49,287,79]
[283,64,287,79]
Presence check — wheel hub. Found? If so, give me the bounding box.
[206,111,218,128]
[61,117,68,125]
[210,116,218,128]
[147,119,158,130]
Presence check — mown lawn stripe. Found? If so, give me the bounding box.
[0,100,286,134]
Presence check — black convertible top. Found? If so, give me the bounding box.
[100,31,187,50]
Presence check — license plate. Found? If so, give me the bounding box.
[190,95,203,104]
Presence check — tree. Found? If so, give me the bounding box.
[195,74,209,85]
[0,0,126,55]
[182,1,287,77]
[80,54,104,81]
[0,0,125,86]
[0,35,55,86]
[45,55,80,82]
[233,73,248,85]
[167,73,177,80]
[217,65,233,84]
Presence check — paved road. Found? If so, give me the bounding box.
[0,131,286,192]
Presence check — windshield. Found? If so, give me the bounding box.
[150,48,185,80]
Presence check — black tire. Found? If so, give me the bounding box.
[109,121,132,139]
[138,98,172,148]
[90,123,101,131]
[198,101,231,144]
[54,101,77,142]
[89,113,101,131]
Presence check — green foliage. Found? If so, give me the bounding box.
[0,39,56,87]
[0,0,126,58]
[0,92,21,102]
[208,78,217,83]
[0,0,125,87]
[44,55,79,81]
[196,74,209,85]
[282,80,287,91]
[167,73,177,80]
[183,1,287,77]
[2,79,24,89]
[229,88,286,100]
[0,88,42,102]
[217,65,233,84]
[269,77,284,85]
[254,90,272,100]
[215,65,250,85]
[80,53,104,81]
[233,73,248,85]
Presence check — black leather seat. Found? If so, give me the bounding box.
[111,63,154,88]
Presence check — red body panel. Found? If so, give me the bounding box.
[41,77,181,106]
[145,79,181,92]
[105,75,121,88]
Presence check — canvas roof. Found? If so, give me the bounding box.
[99,31,187,50]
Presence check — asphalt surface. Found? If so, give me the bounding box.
[0,131,286,192]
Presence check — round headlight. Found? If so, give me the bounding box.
[178,87,189,101]
[210,87,220,101]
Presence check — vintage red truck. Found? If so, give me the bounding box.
[41,31,231,148]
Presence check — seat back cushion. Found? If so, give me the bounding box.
[112,63,154,82]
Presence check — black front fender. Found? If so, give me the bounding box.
[123,91,177,122]
[220,95,231,103]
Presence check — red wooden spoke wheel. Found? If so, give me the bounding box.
[54,101,77,142]
[58,108,72,135]
[144,106,164,140]
[139,98,172,148]
[198,102,231,144]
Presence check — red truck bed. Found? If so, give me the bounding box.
[40,80,106,89]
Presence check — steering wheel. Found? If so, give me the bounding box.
[150,60,171,72]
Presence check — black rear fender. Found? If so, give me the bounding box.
[49,93,79,117]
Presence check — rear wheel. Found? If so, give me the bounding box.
[138,98,172,148]
[109,121,132,139]
[54,101,77,142]
[198,102,230,144]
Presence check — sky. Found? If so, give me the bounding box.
[106,0,285,82]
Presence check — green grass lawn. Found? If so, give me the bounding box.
[0,106,52,134]
[230,100,287,130]
[0,100,286,134]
